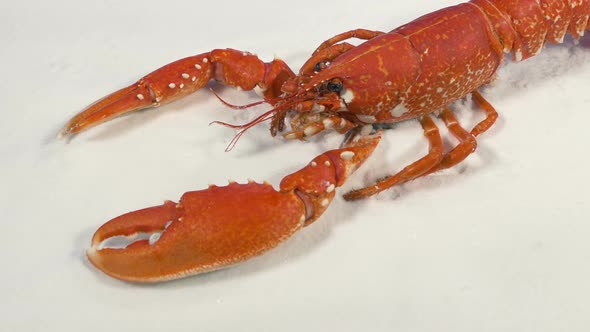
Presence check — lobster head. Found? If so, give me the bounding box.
[276,32,420,129]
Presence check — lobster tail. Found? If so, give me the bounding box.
[471,0,590,61]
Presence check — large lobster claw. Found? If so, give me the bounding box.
[87,132,381,282]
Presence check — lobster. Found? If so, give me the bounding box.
[61,0,590,282]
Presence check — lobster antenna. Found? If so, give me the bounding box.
[211,107,277,130]
[209,88,267,110]
[222,112,275,152]
[214,97,309,151]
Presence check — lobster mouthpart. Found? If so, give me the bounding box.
[87,182,306,282]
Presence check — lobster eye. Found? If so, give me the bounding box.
[327,79,343,93]
[314,61,331,72]
[314,62,324,72]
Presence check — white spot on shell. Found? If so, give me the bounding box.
[181,73,190,79]
[326,184,335,193]
[168,83,176,89]
[311,161,318,167]
[300,214,306,224]
[360,124,373,136]
[436,87,443,93]
[376,101,384,112]
[304,126,319,137]
[324,160,331,167]
[195,64,202,70]
[340,88,355,104]
[321,199,330,207]
[148,232,162,245]
[180,83,184,89]
[340,151,355,160]
[312,103,326,113]
[136,94,145,100]
[192,76,197,82]
[356,114,376,123]
[202,58,209,63]
[390,103,410,117]
[254,85,267,98]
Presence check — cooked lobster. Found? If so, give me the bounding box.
[61,0,590,282]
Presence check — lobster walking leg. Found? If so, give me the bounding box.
[344,92,497,199]
[297,29,385,78]
[283,115,357,140]
[429,91,498,173]
[343,116,444,200]
[471,91,499,137]
[313,29,386,53]
[425,109,477,175]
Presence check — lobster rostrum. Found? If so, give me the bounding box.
[62,0,590,282]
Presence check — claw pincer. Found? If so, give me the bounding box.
[87,134,380,282]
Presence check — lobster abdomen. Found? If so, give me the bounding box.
[473,0,590,61]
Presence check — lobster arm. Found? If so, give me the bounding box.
[87,132,381,282]
[59,49,295,137]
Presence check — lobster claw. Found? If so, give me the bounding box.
[87,183,306,282]
[87,132,381,282]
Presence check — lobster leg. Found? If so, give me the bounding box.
[471,91,499,137]
[298,29,385,75]
[424,108,477,175]
[344,90,501,199]
[87,132,381,282]
[299,43,357,75]
[283,115,357,140]
[343,116,444,200]
[312,29,385,54]
[59,49,295,137]
[426,91,499,172]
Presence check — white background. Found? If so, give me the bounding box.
[2,0,590,330]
